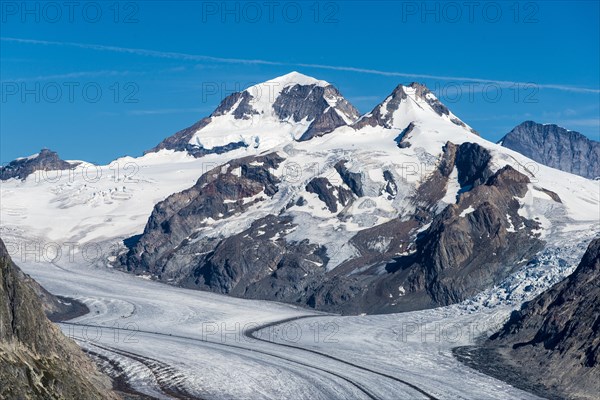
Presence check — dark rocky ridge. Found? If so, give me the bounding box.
[120,142,545,315]
[353,84,410,130]
[0,238,117,399]
[399,166,542,307]
[188,215,329,297]
[310,145,544,314]
[305,177,354,213]
[500,121,600,179]
[147,117,212,155]
[395,122,415,148]
[485,238,600,399]
[334,160,364,197]
[0,148,78,181]
[273,84,360,141]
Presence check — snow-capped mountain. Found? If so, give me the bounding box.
[147,72,360,157]
[115,74,597,314]
[1,73,598,316]
[353,81,477,134]
[499,121,600,179]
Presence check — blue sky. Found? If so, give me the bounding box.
[1,0,599,164]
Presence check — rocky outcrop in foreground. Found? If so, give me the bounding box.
[0,238,117,399]
[457,238,600,399]
[500,121,600,179]
[0,148,78,181]
[486,237,600,399]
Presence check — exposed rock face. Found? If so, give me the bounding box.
[145,117,252,158]
[274,84,360,141]
[500,121,600,179]
[147,118,212,154]
[400,166,542,307]
[309,152,543,314]
[395,122,415,148]
[0,149,78,181]
[306,177,354,213]
[0,238,116,399]
[353,84,409,129]
[121,153,285,277]
[410,82,463,126]
[212,90,259,119]
[120,141,544,315]
[189,215,329,298]
[485,238,600,399]
[454,142,494,188]
[334,160,364,197]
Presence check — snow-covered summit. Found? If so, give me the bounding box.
[256,71,330,88]
[148,71,360,156]
[354,82,476,134]
[148,76,482,160]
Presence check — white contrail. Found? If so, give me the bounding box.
[2,37,599,94]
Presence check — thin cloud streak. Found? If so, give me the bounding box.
[1,37,281,65]
[2,37,599,94]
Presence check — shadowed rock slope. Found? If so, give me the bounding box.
[484,238,600,399]
[0,238,117,399]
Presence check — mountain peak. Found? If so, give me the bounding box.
[388,82,432,99]
[148,72,360,156]
[266,71,329,88]
[354,82,476,134]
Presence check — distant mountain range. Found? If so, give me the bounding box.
[499,121,600,179]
